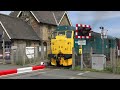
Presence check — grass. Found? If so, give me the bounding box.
[104,67,113,73]
[70,66,101,72]
[70,66,120,74]
[70,66,115,74]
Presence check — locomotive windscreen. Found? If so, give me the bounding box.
[66,31,72,38]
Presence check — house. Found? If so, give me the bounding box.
[10,11,72,59]
[0,13,40,64]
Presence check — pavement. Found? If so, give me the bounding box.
[0,64,23,70]
[0,59,43,70]
[78,71,120,79]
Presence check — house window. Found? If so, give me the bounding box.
[5,42,11,52]
[26,41,31,47]
[5,42,11,49]
[48,26,52,29]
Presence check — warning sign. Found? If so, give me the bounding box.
[79,49,82,54]
[75,40,86,45]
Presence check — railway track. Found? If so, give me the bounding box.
[46,65,71,69]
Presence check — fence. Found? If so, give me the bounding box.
[0,45,48,66]
[72,47,120,73]
[10,46,43,66]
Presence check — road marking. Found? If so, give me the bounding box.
[77,71,90,76]
[84,71,90,73]
[77,73,84,75]
[69,77,76,79]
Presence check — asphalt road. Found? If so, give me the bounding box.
[1,68,120,79]
[0,68,93,79]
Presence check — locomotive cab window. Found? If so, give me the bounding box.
[66,31,72,38]
[58,31,65,36]
[52,32,57,39]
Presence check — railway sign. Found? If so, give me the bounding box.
[75,40,86,45]
[75,24,91,39]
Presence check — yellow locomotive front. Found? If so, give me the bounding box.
[48,26,75,66]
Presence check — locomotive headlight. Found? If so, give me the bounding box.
[52,42,54,45]
[67,42,71,44]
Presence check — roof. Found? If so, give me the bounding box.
[56,26,75,31]
[9,11,71,25]
[9,11,20,17]
[0,14,40,41]
[0,25,10,42]
[32,11,57,25]
[53,11,65,24]
[91,31,117,40]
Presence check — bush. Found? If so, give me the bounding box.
[104,67,113,73]
[74,66,81,70]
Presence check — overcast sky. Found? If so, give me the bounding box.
[0,11,120,37]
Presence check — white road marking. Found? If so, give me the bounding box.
[69,77,76,79]
[77,73,84,75]
[77,71,90,76]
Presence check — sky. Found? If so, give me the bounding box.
[0,11,120,37]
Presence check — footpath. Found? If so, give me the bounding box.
[75,70,120,79]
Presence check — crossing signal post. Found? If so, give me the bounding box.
[76,24,91,70]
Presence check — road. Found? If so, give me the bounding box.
[1,67,120,79]
[0,68,93,79]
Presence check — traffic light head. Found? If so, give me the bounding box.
[85,27,91,31]
[76,24,92,39]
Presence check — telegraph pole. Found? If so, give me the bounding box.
[100,26,104,54]
[100,26,108,55]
